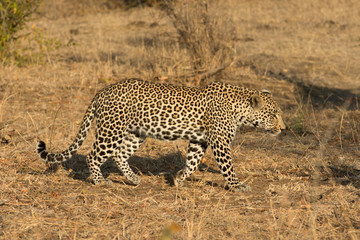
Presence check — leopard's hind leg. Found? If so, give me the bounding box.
[86,147,112,185]
[175,141,208,186]
[87,127,122,185]
[112,132,145,185]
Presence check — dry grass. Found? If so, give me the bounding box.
[163,0,237,86]
[0,0,359,239]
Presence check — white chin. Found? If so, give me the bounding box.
[267,130,281,136]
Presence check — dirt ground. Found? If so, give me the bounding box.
[0,0,359,239]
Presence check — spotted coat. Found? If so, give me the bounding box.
[37,79,285,191]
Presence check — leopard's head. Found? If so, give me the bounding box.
[248,90,286,136]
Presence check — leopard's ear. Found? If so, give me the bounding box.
[261,89,271,95]
[251,94,264,111]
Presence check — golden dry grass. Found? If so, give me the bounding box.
[0,0,359,239]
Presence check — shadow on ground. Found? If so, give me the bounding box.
[239,59,360,110]
[271,70,359,110]
[326,165,360,189]
[38,152,220,187]
[295,82,358,110]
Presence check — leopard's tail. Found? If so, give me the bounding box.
[36,94,98,164]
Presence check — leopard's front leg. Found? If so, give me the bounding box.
[208,135,251,192]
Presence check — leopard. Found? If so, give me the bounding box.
[37,78,285,192]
